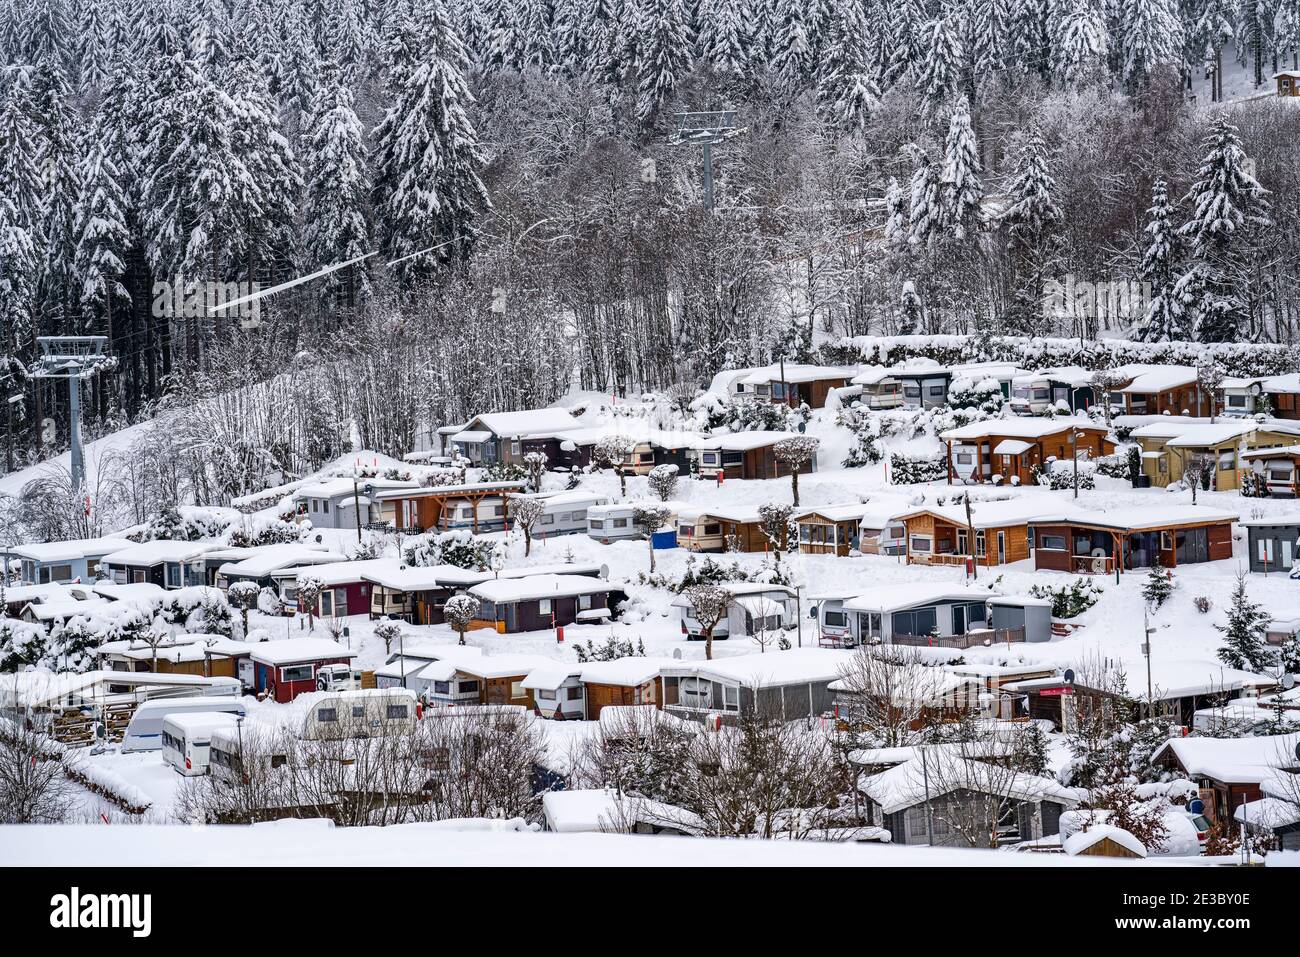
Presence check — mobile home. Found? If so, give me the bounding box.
[1009,367,1097,416]
[161,711,240,775]
[122,696,248,753]
[671,583,797,640]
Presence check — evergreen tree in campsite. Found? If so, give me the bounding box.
[1136,178,1187,341]
[939,98,982,242]
[634,0,691,124]
[73,132,131,354]
[999,129,1061,331]
[31,62,84,335]
[372,0,490,282]
[905,144,943,248]
[1217,573,1275,671]
[1120,0,1181,92]
[1054,0,1109,83]
[0,191,37,352]
[303,62,373,308]
[1142,555,1173,609]
[699,0,749,84]
[1176,116,1270,343]
[817,4,880,133]
[916,12,965,112]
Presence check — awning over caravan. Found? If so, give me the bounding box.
[993,439,1033,455]
[1141,450,1166,459]
[453,430,491,443]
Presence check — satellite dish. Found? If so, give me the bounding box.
[599,563,609,580]
[1063,669,1076,685]
[1284,673,1296,690]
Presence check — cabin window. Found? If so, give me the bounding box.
[1259,539,1276,563]
[909,535,932,553]
[1269,469,1292,482]
[701,452,718,465]
[541,514,554,525]
[679,677,713,709]
[1227,394,1247,408]
[434,681,450,695]
[956,453,973,465]
[316,707,339,723]
[975,530,987,557]
[1160,531,1173,551]
[320,591,334,617]
[322,499,330,514]
[1039,535,1067,551]
[1218,451,1235,471]
[281,665,314,683]
[613,518,628,528]
[579,594,592,610]
[857,612,883,638]
[458,680,479,694]
[723,685,739,710]
[479,601,496,619]
[311,500,318,513]
[386,705,409,719]
[538,598,552,615]
[1033,388,1049,400]
[904,385,921,398]
[824,610,848,628]
[45,563,73,583]
[892,608,937,637]
[928,386,945,397]
[755,384,770,397]
[510,681,526,698]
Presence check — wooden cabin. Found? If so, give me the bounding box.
[373,480,527,532]
[1063,827,1146,859]
[1132,422,1300,491]
[98,634,249,682]
[579,657,672,720]
[695,430,813,480]
[1241,518,1300,574]
[795,505,871,556]
[728,364,853,409]
[1263,373,1300,419]
[1275,70,1300,95]
[248,639,357,703]
[675,507,770,553]
[1153,734,1300,823]
[449,409,582,466]
[467,574,623,633]
[661,649,854,723]
[940,418,1114,486]
[1113,364,1208,416]
[1029,505,1235,575]
[894,501,1050,568]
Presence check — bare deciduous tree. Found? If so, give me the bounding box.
[684,583,731,661]
[443,594,480,646]
[773,436,819,506]
[633,504,671,572]
[507,495,545,556]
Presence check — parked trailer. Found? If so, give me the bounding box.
[302,688,420,740]
[121,696,248,753]
[161,711,240,776]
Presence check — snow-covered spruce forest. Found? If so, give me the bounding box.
[2,0,1299,493]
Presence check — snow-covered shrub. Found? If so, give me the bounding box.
[404,530,496,571]
[946,376,1004,414]
[888,452,946,485]
[1092,452,1131,480]
[837,406,883,467]
[646,463,679,501]
[1240,471,1268,498]
[373,620,403,654]
[133,505,231,542]
[573,635,646,662]
[0,618,48,671]
[482,461,527,483]
[1033,459,1096,491]
[1028,578,1103,619]
[227,516,303,547]
[256,587,281,616]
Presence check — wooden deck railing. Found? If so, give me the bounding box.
[891,627,1026,649]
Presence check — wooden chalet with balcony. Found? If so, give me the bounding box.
[1029,505,1236,575]
[1112,365,1209,416]
[940,418,1113,486]
[894,500,1055,569]
[373,480,527,533]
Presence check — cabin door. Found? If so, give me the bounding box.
[997,532,1006,564]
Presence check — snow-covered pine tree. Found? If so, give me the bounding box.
[905,144,943,247]
[0,79,41,229]
[302,62,372,309]
[1009,0,1051,79]
[771,0,814,89]
[1142,555,1173,609]
[1216,572,1275,671]
[884,176,908,244]
[1120,0,1181,92]
[883,0,929,85]
[1136,178,1187,341]
[968,0,1012,76]
[1177,115,1270,343]
[698,0,749,84]
[1191,0,1234,101]
[999,129,1061,333]
[916,12,965,112]
[634,0,691,124]
[18,0,71,70]
[817,3,880,133]
[73,132,131,361]
[1054,0,1109,84]
[75,0,115,93]
[372,0,490,283]
[31,62,84,336]
[0,191,37,352]
[939,98,982,242]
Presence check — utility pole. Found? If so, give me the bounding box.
[1143,611,1156,718]
[964,494,978,581]
[670,111,746,212]
[28,336,109,492]
[920,747,936,846]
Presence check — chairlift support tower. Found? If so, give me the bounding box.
[29,336,109,491]
[672,111,746,211]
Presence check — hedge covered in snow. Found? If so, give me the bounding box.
[823,334,1298,378]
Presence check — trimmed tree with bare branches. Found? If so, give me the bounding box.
[633,505,672,572]
[774,436,819,506]
[508,496,545,556]
[684,583,731,660]
[444,594,481,645]
[646,463,679,501]
[593,435,637,497]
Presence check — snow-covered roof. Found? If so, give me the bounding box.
[1029,504,1237,531]
[466,408,581,439]
[700,430,803,451]
[0,669,239,709]
[372,480,527,500]
[894,499,1060,529]
[663,648,854,687]
[11,537,134,563]
[511,490,610,511]
[1062,824,1146,858]
[676,505,764,524]
[161,711,240,735]
[794,503,875,523]
[1153,731,1300,784]
[1117,365,1199,394]
[579,656,677,687]
[860,748,1082,816]
[247,638,356,666]
[1239,514,1300,528]
[1011,366,1096,388]
[469,574,616,604]
[1234,797,1300,830]
[588,499,686,519]
[103,540,221,566]
[950,361,1024,381]
[219,545,346,578]
[844,582,995,614]
[851,365,898,386]
[1130,421,1258,445]
[280,558,398,587]
[1241,446,1300,462]
[542,788,704,834]
[669,583,795,608]
[91,581,167,603]
[519,664,584,691]
[940,416,1108,441]
[450,653,555,680]
[294,477,418,499]
[736,363,853,386]
[1263,373,1300,395]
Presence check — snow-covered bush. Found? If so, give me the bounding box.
[404,530,496,571]
[1028,578,1103,619]
[946,376,1004,415]
[573,635,645,662]
[837,406,883,467]
[646,463,679,501]
[888,452,946,485]
[443,594,481,645]
[1033,458,1096,491]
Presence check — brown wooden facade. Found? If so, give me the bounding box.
[678,515,771,553]
[945,426,1113,485]
[378,482,525,532]
[796,512,860,557]
[1120,381,1208,416]
[901,511,1032,568]
[1032,517,1233,575]
[583,677,663,720]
